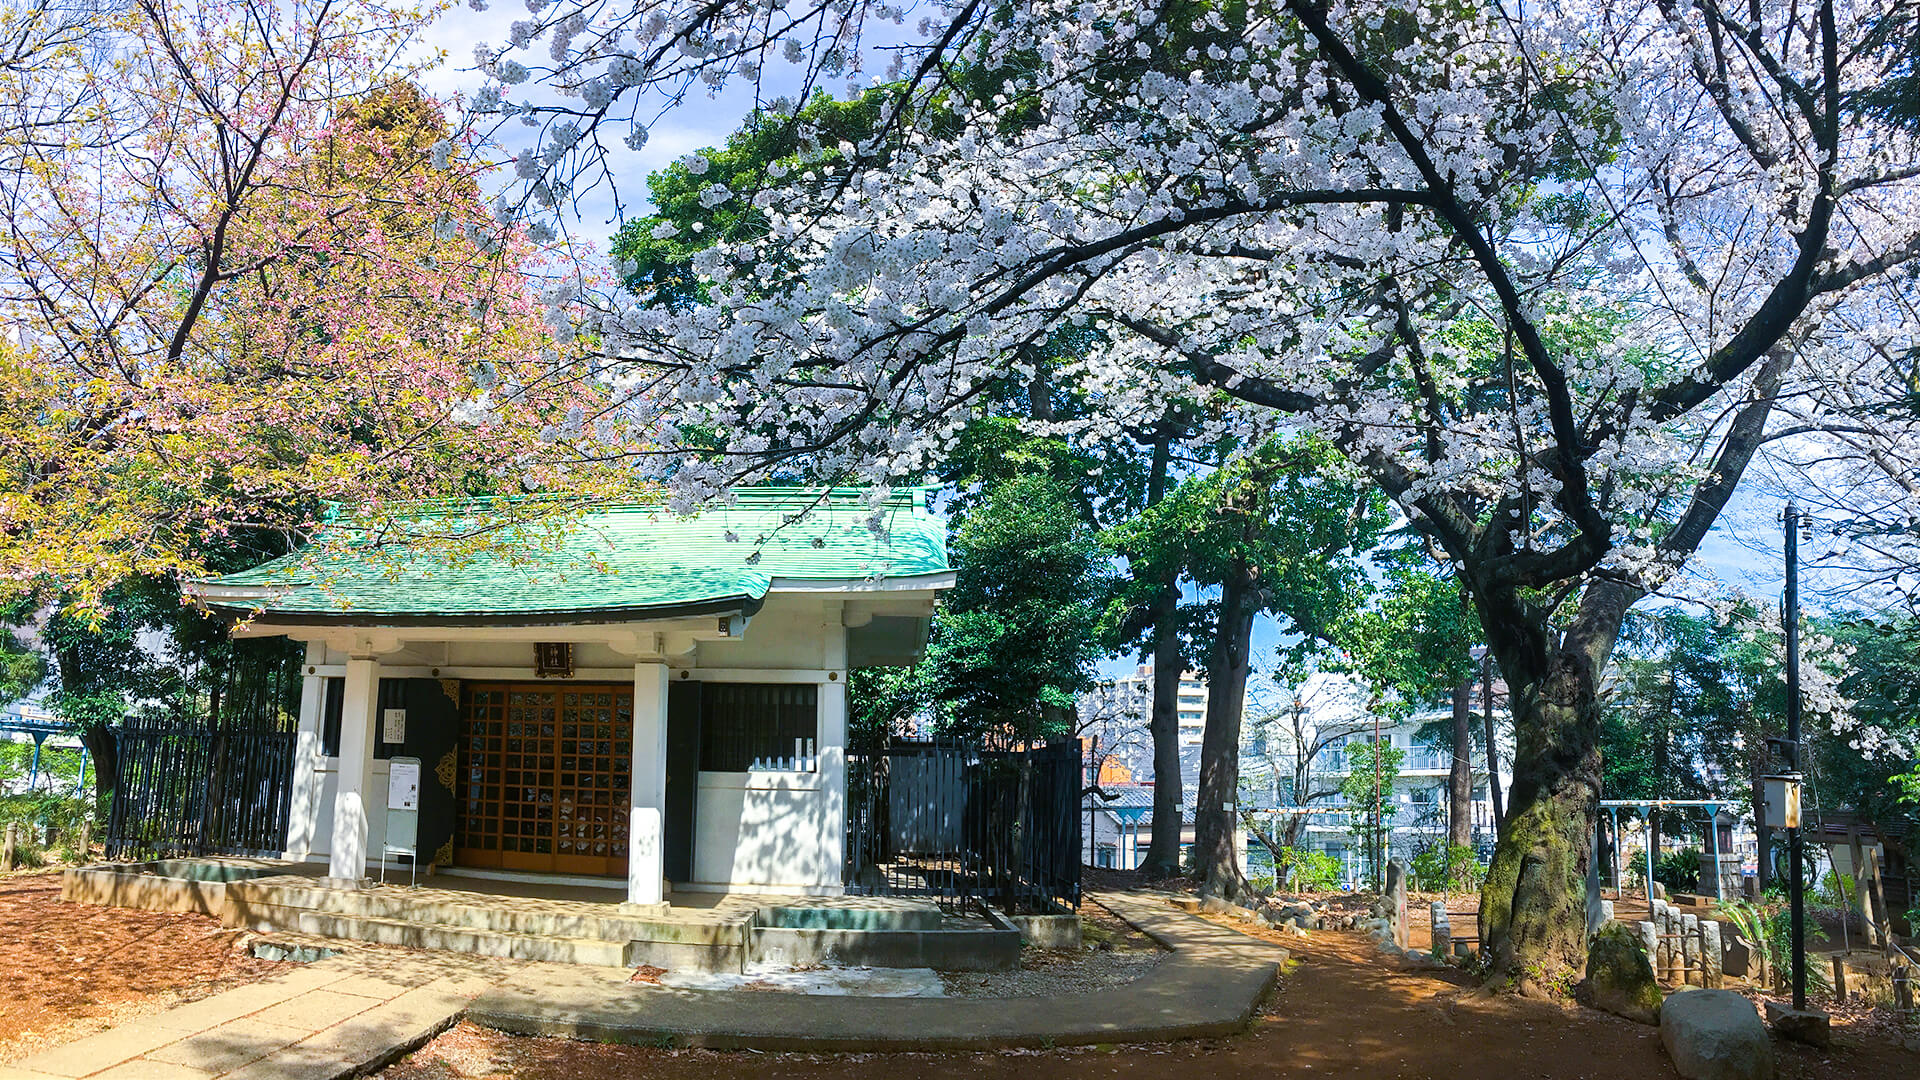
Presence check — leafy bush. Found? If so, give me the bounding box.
[1717,897,1832,994]
[1653,847,1701,893]
[0,793,93,865]
[1411,843,1485,891]
[1815,870,1855,909]
[1277,846,1342,891]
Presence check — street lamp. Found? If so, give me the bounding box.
[1780,502,1808,1012]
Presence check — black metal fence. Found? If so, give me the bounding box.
[104,640,303,860]
[844,738,1081,914]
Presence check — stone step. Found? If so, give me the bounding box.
[230,904,633,967]
[224,880,747,946]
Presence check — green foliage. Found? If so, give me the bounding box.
[1653,847,1701,894]
[0,626,42,703]
[1412,843,1485,891]
[1340,738,1404,868]
[846,665,930,751]
[610,89,891,308]
[1815,871,1856,910]
[1715,897,1832,994]
[923,472,1112,742]
[1104,434,1390,666]
[1332,564,1480,719]
[1278,846,1342,891]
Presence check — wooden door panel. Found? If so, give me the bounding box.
[455,682,633,878]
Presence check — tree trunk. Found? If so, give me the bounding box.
[77,722,118,816]
[1476,607,1604,997]
[1193,557,1256,899]
[1450,679,1473,850]
[1482,651,1504,827]
[1138,430,1185,879]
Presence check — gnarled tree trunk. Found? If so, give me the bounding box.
[1477,646,1602,996]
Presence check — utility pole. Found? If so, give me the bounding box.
[1784,501,1807,1011]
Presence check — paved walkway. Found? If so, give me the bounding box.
[467,892,1287,1051]
[3,892,1285,1076]
[0,949,505,1080]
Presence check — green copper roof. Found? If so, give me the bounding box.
[195,488,950,623]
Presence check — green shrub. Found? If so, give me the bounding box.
[1277,846,1341,891]
[1653,847,1701,893]
[1411,843,1485,891]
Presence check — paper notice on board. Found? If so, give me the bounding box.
[388,759,420,811]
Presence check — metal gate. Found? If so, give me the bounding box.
[844,738,1081,914]
[104,639,303,860]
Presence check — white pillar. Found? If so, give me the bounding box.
[327,655,378,881]
[286,642,326,858]
[818,619,848,894]
[628,660,669,906]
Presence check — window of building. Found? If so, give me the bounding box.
[700,683,819,771]
[321,677,345,757]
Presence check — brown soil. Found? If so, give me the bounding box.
[0,871,293,1061]
[379,915,1920,1080]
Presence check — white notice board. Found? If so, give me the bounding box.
[388,757,421,811]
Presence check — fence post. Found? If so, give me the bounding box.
[1680,913,1700,986]
[2,822,16,872]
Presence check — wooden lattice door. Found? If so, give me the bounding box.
[455,684,633,877]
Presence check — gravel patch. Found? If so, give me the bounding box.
[937,944,1164,998]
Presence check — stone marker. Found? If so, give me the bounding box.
[1700,920,1723,989]
[1601,898,1615,925]
[1430,901,1450,958]
[1638,920,1660,973]
[1763,1000,1831,1048]
[1583,921,1664,1025]
[1652,901,1673,981]
[1721,933,1752,979]
[1660,989,1775,1080]
[1385,860,1408,949]
[1680,913,1701,986]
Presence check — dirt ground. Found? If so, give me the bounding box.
[379,916,1920,1080]
[0,871,293,1061]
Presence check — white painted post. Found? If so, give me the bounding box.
[327,655,379,881]
[286,642,326,859]
[819,615,848,894]
[628,660,670,907]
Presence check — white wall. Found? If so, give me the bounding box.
[691,770,839,891]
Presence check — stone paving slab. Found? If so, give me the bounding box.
[10,953,496,1080]
[469,891,1286,1052]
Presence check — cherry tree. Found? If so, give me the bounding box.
[480,0,1920,990]
[0,0,607,617]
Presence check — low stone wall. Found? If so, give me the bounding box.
[1005,912,1082,950]
[60,860,286,917]
[748,923,1022,971]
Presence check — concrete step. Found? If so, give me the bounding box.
[230,904,633,967]
[224,880,747,946]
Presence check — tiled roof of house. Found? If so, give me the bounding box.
[191,487,950,622]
